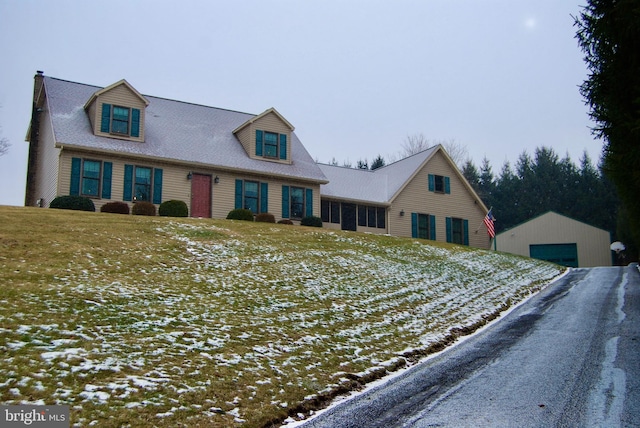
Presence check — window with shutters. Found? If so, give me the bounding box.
[123,165,162,204]
[282,186,312,219]
[411,213,436,240]
[70,158,113,199]
[428,174,451,194]
[255,130,287,161]
[235,179,268,214]
[111,106,130,135]
[100,103,141,138]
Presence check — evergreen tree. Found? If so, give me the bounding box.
[493,161,518,233]
[575,0,640,250]
[370,155,386,170]
[461,160,480,191]
[478,157,496,208]
[356,159,369,170]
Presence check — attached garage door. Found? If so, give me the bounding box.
[529,243,578,267]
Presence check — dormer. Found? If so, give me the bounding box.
[233,108,294,164]
[84,79,149,142]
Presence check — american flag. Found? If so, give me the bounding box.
[484,209,496,238]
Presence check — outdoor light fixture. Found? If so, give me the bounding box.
[214,175,220,184]
[400,209,405,217]
[187,172,193,180]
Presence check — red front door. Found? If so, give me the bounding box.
[191,174,212,218]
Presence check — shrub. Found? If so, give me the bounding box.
[100,201,130,214]
[301,216,323,227]
[159,200,189,217]
[226,208,254,221]
[255,213,276,223]
[132,201,157,216]
[277,219,294,225]
[50,195,95,212]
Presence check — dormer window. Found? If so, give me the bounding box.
[111,106,130,135]
[264,132,279,158]
[100,103,141,138]
[256,130,287,160]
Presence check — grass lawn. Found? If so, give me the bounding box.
[0,206,563,427]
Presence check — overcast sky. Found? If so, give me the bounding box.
[0,0,599,206]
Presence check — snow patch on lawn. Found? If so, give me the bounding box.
[0,221,562,426]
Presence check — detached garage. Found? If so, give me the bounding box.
[496,211,611,268]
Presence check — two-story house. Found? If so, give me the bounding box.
[25,72,327,221]
[25,72,491,249]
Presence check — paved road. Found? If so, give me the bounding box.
[301,266,640,427]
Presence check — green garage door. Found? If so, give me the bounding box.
[529,243,578,267]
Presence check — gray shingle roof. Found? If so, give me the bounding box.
[317,164,389,203]
[318,146,438,204]
[44,77,327,183]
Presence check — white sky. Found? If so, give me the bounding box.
[0,0,599,206]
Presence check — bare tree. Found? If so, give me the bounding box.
[0,126,9,156]
[441,139,469,169]
[399,134,468,169]
[400,133,432,157]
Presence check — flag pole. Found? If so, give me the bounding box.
[483,207,496,250]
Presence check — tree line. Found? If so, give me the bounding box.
[461,147,618,235]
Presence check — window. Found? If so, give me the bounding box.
[264,132,278,158]
[321,200,330,222]
[322,201,341,223]
[134,166,152,202]
[446,217,469,245]
[411,213,436,240]
[124,165,162,203]
[111,106,130,135]
[235,180,268,213]
[367,207,377,227]
[330,201,340,224]
[290,187,304,218]
[428,174,451,194]
[256,130,287,160]
[244,181,259,213]
[377,207,386,228]
[81,160,101,197]
[357,205,386,229]
[358,205,367,226]
[70,158,113,199]
[282,186,312,219]
[100,104,141,138]
[451,218,463,244]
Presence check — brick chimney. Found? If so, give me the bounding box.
[33,70,44,106]
[25,71,45,206]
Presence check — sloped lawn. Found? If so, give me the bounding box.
[0,206,563,427]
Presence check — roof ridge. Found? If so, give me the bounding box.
[316,163,378,173]
[375,145,439,170]
[45,75,255,117]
